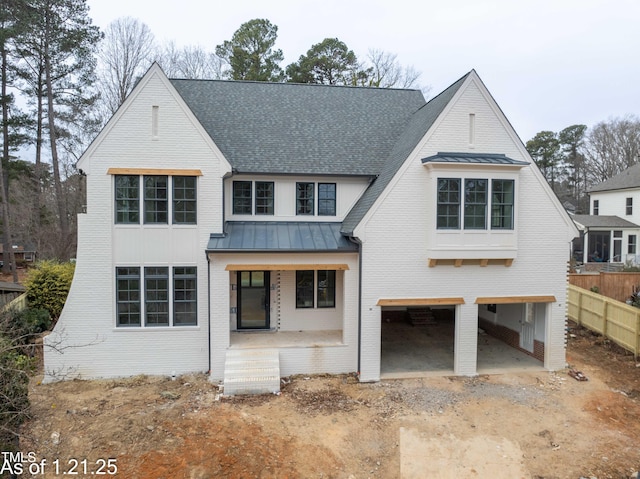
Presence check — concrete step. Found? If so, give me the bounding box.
[223,349,280,396]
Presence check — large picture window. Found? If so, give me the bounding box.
[144,175,168,224]
[116,266,197,327]
[115,175,140,224]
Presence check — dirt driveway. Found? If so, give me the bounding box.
[18,321,640,478]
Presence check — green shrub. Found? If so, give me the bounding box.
[24,260,75,321]
[0,336,30,451]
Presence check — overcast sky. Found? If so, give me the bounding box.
[86,0,639,143]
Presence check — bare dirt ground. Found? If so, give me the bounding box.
[17,321,640,479]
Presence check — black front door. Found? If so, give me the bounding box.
[237,271,270,329]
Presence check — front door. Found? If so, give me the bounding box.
[237,271,270,329]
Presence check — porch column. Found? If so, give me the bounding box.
[209,258,231,381]
[454,302,478,376]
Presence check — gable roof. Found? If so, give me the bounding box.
[341,73,469,234]
[170,79,426,176]
[588,163,640,193]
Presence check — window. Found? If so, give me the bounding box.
[115,175,140,224]
[144,175,168,224]
[296,270,314,308]
[233,181,252,214]
[116,266,197,327]
[317,270,336,308]
[296,182,314,215]
[629,235,637,254]
[464,179,487,229]
[255,181,274,215]
[145,267,169,326]
[627,197,633,215]
[318,183,336,216]
[173,176,197,224]
[296,270,336,308]
[174,267,197,326]
[593,199,599,216]
[491,179,514,230]
[116,267,141,327]
[437,178,461,229]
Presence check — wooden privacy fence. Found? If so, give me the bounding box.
[569,272,640,303]
[567,284,640,357]
[1,292,28,313]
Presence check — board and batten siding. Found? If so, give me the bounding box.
[355,75,577,381]
[44,69,230,381]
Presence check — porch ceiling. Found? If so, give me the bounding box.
[225,263,349,271]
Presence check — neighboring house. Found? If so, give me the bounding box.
[43,64,577,385]
[0,244,37,265]
[573,164,640,266]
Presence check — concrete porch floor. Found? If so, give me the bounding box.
[230,329,343,348]
[381,319,544,379]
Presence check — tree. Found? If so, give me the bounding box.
[558,124,588,211]
[157,41,224,80]
[96,16,155,119]
[359,49,423,89]
[14,0,102,259]
[215,19,284,81]
[286,38,359,85]
[526,131,562,191]
[583,115,640,184]
[0,0,32,280]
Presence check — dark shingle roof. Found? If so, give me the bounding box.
[422,152,529,165]
[588,163,640,193]
[207,222,358,252]
[170,79,426,176]
[571,214,640,229]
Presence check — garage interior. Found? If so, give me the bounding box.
[380,306,544,378]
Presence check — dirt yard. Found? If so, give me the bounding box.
[16,321,640,479]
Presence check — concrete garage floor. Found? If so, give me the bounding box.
[380,318,544,379]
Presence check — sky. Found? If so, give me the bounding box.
[85,0,639,143]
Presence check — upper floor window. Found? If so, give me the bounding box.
[593,199,599,216]
[464,179,487,229]
[115,176,140,224]
[437,178,514,230]
[491,179,514,230]
[233,181,275,215]
[296,182,314,215]
[233,181,252,215]
[173,176,197,224]
[318,183,336,216]
[437,178,461,229]
[144,175,168,224]
[255,181,274,215]
[115,175,196,225]
[626,197,633,215]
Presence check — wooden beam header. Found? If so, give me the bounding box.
[107,168,203,176]
[476,295,556,304]
[377,297,465,306]
[225,264,349,271]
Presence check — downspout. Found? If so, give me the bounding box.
[206,251,211,375]
[349,236,363,377]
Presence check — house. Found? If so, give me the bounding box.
[572,163,640,267]
[43,64,578,387]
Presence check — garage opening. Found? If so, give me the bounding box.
[476,299,550,373]
[380,303,457,377]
